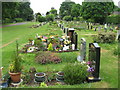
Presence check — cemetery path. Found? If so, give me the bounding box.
[0,38,19,48]
[0,22,27,28]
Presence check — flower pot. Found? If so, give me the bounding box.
[35,72,46,82]
[9,72,21,83]
[56,71,64,81]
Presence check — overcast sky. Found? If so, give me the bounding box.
[30,0,119,14]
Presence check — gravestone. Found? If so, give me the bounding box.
[94,27,97,31]
[87,23,89,29]
[90,23,93,29]
[73,32,78,50]
[68,28,75,44]
[63,28,66,33]
[77,38,86,62]
[61,25,64,30]
[104,24,107,32]
[88,43,101,82]
[116,30,120,40]
[98,27,101,31]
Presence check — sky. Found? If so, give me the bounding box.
[30,0,119,15]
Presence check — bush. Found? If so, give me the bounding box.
[106,15,120,24]
[3,18,13,23]
[63,16,72,21]
[37,15,46,22]
[93,32,116,43]
[46,14,54,22]
[35,51,61,64]
[34,39,45,51]
[14,18,24,22]
[63,63,88,85]
[113,47,120,55]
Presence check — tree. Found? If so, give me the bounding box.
[59,1,75,19]
[2,2,34,23]
[81,0,115,23]
[46,11,50,15]
[71,4,81,18]
[50,9,57,16]
[17,2,34,21]
[46,14,54,22]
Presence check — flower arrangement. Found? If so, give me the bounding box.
[64,40,71,45]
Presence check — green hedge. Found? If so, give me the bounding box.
[3,18,13,23]
[93,32,116,43]
[106,15,120,24]
[14,18,24,22]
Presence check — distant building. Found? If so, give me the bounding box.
[64,0,72,2]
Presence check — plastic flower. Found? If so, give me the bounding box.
[86,61,92,65]
[87,67,94,72]
[50,36,54,38]
[64,40,71,45]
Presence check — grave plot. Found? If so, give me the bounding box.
[20,29,79,53]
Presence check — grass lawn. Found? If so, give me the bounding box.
[1,21,118,88]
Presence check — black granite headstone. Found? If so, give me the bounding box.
[73,32,78,50]
[88,43,101,82]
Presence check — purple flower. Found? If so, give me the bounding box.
[87,67,94,72]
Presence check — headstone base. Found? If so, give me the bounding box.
[87,77,101,82]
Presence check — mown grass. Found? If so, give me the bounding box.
[1,21,118,88]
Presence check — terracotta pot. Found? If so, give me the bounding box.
[9,72,21,83]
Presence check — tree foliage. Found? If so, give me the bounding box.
[50,9,57,16]
[71,4,81,18]
[2,2,34,23]
[59,1,75,19]
[81,1,115,23]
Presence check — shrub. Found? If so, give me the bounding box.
[113,47,120,55]
[3,18,13,23]
[106,15,120,24]
[46,14,55,22]
[35,51,61,64]
[63,16,72,21]
[37,15,46,22]
[93,32,116,43]
[14,18,24,22]
[63,63,88,85]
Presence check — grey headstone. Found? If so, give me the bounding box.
[77,38,86,62]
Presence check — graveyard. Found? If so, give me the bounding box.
[1,21,118,88]
[1,0,119,89]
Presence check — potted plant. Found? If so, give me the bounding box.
[35,72,46,82]
[9,41,22,83]
[56,71,64,81]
